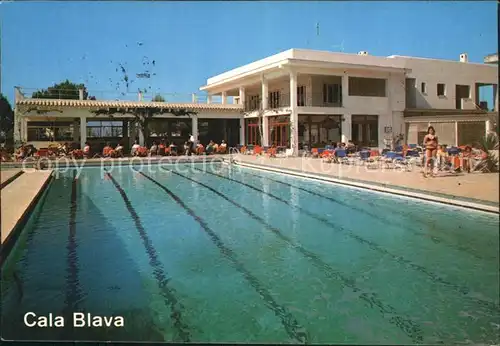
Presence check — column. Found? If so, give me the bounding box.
[454,121,459,147]
[485,119,491,136]
[239,118,245,145]
[289,70,299,154]
[80,116,87,149]
[122,121,129,148]
[78,88,84,100]
[261,76,268,110]
[14,112,21,145]
[341,114,351,143]
[306,76,312,106]
[207,95,212,104]
[138,126,145,146]
[342,73,349,108]
[221,91,227,105]
[262,116,269,147]
[73,119,80,144]
[239,87,246,108]
[21,117,28,142]
[192,115,198,142]
[494,84,498,112]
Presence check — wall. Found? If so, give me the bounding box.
[391,56,498,109]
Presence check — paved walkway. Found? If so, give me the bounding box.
[1,169,22,185]
[1,170,52,244]
[233,154,499,204]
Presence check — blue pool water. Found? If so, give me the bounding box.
[2,163,499,343]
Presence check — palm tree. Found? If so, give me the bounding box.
[475,132,499,172]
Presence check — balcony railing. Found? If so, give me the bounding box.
[301,92,342,108]
[241,91,345,112]
[15,87,238,105]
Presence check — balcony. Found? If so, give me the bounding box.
[301,92,342,108]
[244,92,343,112]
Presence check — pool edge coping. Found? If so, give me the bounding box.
[0,170,24,190]
[0,171,54,268]
[230,160,500,215]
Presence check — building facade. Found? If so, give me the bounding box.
[14,88,244,151]
[201,49,498,152]
[14,48,498,154]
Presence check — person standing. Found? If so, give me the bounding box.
[188,134,195,156]
[423,126,438,177]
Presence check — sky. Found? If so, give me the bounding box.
[0,1,498,105]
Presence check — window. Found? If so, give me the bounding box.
[421,82,427,94]
[268,90,281,108]
[247,95,260,111]
[297,86,306,106]
[323,84,342,104]
[87,120,123,138]
[170,120,190,137]
[27,121,74,141]
[348,77,386,97]
[351,115,379,147]
[437,83,446,97]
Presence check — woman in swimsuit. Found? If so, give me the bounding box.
[423,126,438,177]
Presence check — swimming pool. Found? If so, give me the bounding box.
[2,163,499,343]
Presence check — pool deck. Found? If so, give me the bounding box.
[231,154,499,212]
[1,170,53,248]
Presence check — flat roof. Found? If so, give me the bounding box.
[201,48,408,91]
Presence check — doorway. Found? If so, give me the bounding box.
[269,116,290,147]
[351,115,379,147]
[245,118,261,145]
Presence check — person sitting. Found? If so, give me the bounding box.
[136,146,148,157]
[58,142,69,156]
[213,142,219,154]
[436,145,449,171]
[1,148,13,162]
[14,144,27,161]
[196,142,205,155]
[206,140,215,155]
[71,149,84,159]
[169,142,177,156]
[346,140,356,154]
[115,142,124,157]
[218,140,227,154]
[131,140,141,156]
[461,145,473,173]
[267,144,277,158]
[158,139,166,156]
[102,142,114,157]
[83,141,91,158]
[150,141,158,156]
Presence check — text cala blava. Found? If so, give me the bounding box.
[24,312,124,328]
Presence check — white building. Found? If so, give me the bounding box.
[201,49,498,151]
[15,48,498,153]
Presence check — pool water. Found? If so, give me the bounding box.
[2,163,499,344]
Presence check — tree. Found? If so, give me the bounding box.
[152,94,165,102]
[0,93,14,145]
[32,80,92,100]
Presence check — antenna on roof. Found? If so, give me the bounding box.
[331,40,345,52]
